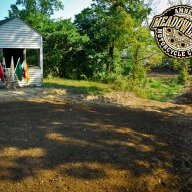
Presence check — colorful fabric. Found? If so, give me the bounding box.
[2,57,6,69]
[0,63,5,82]
[10,56,15,82]
[23,62,30,82]
[16,62,23,81]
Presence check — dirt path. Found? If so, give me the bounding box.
[0,89,191,192]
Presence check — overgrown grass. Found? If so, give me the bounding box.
[43,78,112,95]
[43,76,185,102]
[145,77,184,102]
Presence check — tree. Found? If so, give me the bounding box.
[8,0,64,18]
[7,0,64,35]
[93,0,151,25]
[44,20,89,78]
[75,0,151,74]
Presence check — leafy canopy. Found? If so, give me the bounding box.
[8,0,64,17]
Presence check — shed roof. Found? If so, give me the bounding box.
[0,17,42,49]
[0,17,42,36]
[0,18,13,26]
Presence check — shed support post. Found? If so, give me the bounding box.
[24,49,26,63]
[40,36,43,85]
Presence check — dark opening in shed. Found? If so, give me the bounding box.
[3,48,25,68]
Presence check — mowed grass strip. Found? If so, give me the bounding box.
[43,78,113,95]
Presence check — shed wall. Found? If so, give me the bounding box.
[0,18,41,49]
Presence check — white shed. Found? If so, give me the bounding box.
[0,17,43,87]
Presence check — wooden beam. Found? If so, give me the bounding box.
[40,36,43,85]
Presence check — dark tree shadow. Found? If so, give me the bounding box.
[0,100,191,191]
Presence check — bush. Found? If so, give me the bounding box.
[177,66,189,85]
[93,72,147,97]
[173,59,190,85]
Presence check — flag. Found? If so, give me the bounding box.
[2,57,7,79]
[16,62,23,81]
[23,62,30,82]
[0,63,5,82]
[2,57,6,69]
[10,56,15,82]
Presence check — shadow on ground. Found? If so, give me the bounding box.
[0,100,192,192]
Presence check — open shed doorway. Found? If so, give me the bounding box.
[3,48,25,68]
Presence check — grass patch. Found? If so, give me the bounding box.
[43,78,112,95]
[145,77,184,102]
[43,77,185,102]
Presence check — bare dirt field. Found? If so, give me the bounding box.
[0,88,192,192]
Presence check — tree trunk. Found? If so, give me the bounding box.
[107,42,114,72]
[133,47,139,79]
[134,47,139,65]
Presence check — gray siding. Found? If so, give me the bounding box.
[0,18,41,49]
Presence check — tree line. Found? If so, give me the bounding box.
[7,0,192,88]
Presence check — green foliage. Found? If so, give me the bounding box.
[74,0,150,75]
[44,19,89,79]
[94,72,147,97]
[26,49,39,66]
[7,0,188,101]
[44,76,184,102]
[120,26,153,86]
[177,62,189,85]
[173,59,190,85]
[146,77,184,102]
[9,0,64,17]
[158,56,191,85]
[93,0,151,25]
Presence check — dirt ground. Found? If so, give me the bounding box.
[0,87,192,192]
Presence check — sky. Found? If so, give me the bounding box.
[0,0,92,20]
[0,0,169,21]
